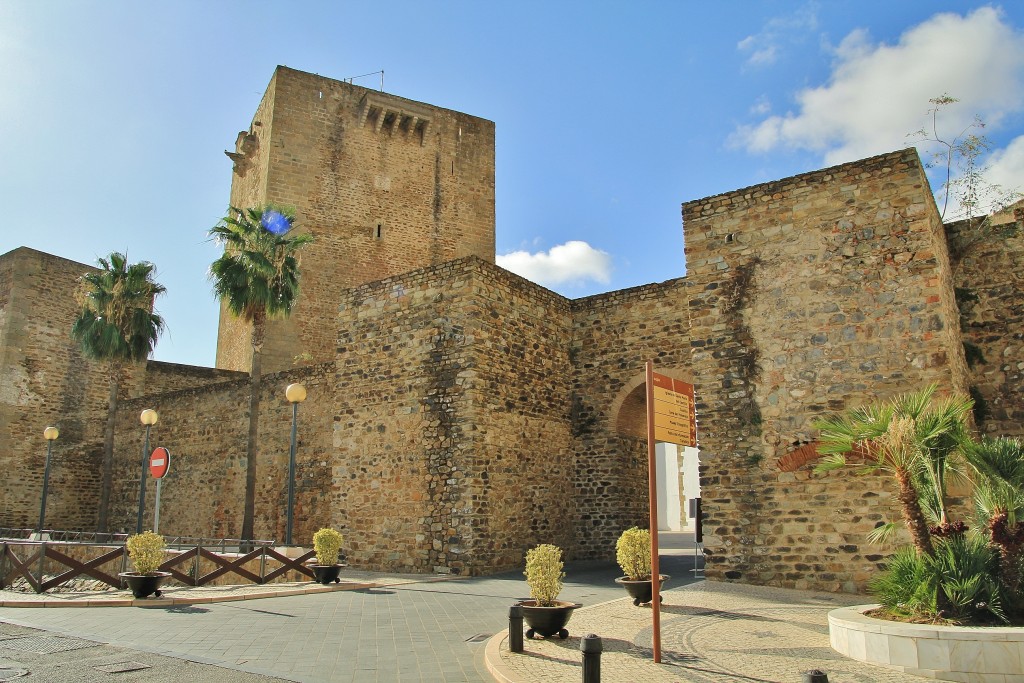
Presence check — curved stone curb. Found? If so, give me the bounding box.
[484,631,518,683]
[829,605,1024,682]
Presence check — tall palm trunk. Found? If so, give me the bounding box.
[897,469,955,613]
[96,362,123,533]
[895,470,934,557]
[989,512,1024,594]
[240,313,265,544]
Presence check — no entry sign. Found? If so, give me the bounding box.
[149,447,170,479]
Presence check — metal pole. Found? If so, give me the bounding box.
[153,478,162,534]
[645,360,662,663]
[581,633,602,683]
[508,605,524,653]
[286,401,298,546]
[37,439,54,534]
[136,424,150,534]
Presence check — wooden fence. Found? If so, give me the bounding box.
[0,541,316,593]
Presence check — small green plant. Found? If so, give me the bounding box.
[615,527,652,580]
[312,528,343,566]
[126,531,166,575]
[524,544,565,606]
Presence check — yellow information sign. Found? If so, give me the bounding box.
[650,373,697,447]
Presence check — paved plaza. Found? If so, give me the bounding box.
[0,539,924,682]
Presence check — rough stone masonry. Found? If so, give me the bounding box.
[1,65,1021,591]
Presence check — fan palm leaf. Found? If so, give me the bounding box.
[813,384,971,558]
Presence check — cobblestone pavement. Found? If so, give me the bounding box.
[486,580,923,683]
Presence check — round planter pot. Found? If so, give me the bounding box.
[311,564,344,585]
[119,571,171,599]
[518,600,581,640]
[615,574,670,606]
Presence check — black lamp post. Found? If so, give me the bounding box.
[285,383,307,546]
[136,409,158,534]
[36,426,59,536]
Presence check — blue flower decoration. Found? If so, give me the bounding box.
[261,209,292,235]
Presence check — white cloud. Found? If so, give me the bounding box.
[737,4,819,68]
[986,134,1024,192]
[749,96,772,116]
[731,7,1024,166]
[497,241,611,287]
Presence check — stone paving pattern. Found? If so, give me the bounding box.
[489,581,923,683]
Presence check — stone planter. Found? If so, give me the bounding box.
[615,574,669,606]
[311,564,344,585]
[518,600,580,640]
[119,571,170,599]
[829,605,1024,682]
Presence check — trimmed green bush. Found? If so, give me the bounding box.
[616,527,652,580]
[312,528,343,566]
[125,531,165,575]
[524,544,564,606]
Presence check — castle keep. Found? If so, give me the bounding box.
[2,66,1021,592]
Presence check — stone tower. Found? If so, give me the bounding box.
[216,66,496,374]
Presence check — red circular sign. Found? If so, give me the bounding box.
[149,447,170,479]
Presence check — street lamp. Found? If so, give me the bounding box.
[37,426,59,536]
[136,409,158,534]
[285,383,306,546]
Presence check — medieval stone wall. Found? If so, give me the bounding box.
[569,278,693,559]
[105,362,335,541]
[682,149,971,592]
[216,66,497,376]
[329,257,576,574]
[460,262,576,572]
[0,248,109,529]
[950,208,1024,439]
[142,361,246,396]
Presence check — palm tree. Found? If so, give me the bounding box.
[208,205,313,544]
[71,252,166,532]
[962,437,1024,594]
[814,385,973,557]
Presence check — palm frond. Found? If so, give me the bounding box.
[208,205,312,325]
[867,521,899,546]
[71,252,165,364]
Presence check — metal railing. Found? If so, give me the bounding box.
[0,528,276,552]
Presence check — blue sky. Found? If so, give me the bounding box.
[2,2,1023,367]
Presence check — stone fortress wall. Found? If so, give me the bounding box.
[2,66,1021,590]
[682,149,978,590]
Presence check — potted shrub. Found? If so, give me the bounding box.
[310,527,344,585]
[120,531,170,598]
[517,544,580,639]
[614,526,669,606]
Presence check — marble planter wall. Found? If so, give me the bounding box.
[829,605,1024,682]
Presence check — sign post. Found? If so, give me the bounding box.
[645,362,698,665]
[149,447,170,534]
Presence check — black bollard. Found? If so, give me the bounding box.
[581,633,602,683]
[802,670,828,683]
[508,604,524,653]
